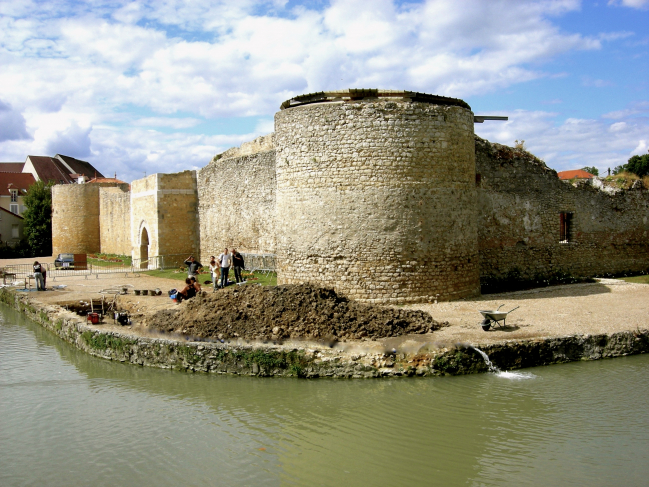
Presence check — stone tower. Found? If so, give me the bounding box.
[52,182,129,256]
[274,89,480,303]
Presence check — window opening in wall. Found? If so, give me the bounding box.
[11,224,18,239]
[10,204,18,214]
[559,212,573,243]
[10,190,17,202]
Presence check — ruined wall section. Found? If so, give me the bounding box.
[476,137,649,288]
[52,183,128,255]
[99,187,131,256]
[198,150,276,259]
[275,100,480,304]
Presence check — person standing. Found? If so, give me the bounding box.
[208,256,220,291]
[232,248,245,283]
[218,248,232,288]
[184,255,203,278]
[33,261,44,291]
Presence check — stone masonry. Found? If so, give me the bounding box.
[198,140,276,258]
[274,94,481,303]
[49,89,649,303]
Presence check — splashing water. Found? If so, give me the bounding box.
[470,346,535,380]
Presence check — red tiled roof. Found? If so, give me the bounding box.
[55,154,104,179]
[27,156,74,183]
[0,172,36,192]
[557,169,595,180]
[0,206,24,220]
[0,163,25,173]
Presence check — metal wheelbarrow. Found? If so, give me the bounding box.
[478,305,520,331]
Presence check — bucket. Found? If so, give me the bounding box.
[87,313,100,324]
[142,290,149,296]
[134,290,141,295]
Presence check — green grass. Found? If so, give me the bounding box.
[618,275,649,284]
[87,253,132,267]
[141,269,277,287]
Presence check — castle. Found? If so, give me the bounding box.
[51,90,649,303]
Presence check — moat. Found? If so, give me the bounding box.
[2,305,648,486]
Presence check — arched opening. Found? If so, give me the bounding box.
[140,227,149,269]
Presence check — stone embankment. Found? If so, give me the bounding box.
[2,288,648,378]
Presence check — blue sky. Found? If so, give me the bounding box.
[0,0,647,182]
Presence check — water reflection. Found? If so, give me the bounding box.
[1,305,648,486]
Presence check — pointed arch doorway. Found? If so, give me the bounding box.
[140,227,149,269]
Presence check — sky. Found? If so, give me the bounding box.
[0,0,647,182]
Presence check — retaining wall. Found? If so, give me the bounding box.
[4,288,648,379]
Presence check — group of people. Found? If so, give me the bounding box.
[180,249,245,299]
[33,261,47,291]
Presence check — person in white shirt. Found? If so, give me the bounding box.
[218,248,232,288]
[208,256,220,291]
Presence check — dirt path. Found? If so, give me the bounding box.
[10,271,649,352]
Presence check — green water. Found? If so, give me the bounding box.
[1,305,648,486]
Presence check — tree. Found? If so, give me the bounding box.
[613,152,649,177]
[23,180,53,257]
[625,154,649,178]
[581,166,599,176]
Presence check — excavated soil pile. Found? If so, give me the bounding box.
[147,284,443,341]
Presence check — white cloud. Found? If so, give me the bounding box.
[0,0,642,181]
[131,117,203,129]
[608,0,649,9]
[475,106,649,174]
[0,99,31,142]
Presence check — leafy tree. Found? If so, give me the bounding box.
[581,166,599,176]
[625,154,649,178]
[613,153,649,177]
[23,180,53,257]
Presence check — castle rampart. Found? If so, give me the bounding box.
[49,89,649,303]
[476,138,649,290]
[198,147,276,258]
[274,91,480,303]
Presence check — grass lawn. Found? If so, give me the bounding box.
[618,275,649,284]
[88,253,132,267]
[142,269,277,287]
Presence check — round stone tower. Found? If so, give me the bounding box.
[274,89,480,303]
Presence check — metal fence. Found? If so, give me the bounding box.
[1,253,276,287]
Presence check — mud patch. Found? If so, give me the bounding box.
[146,284,445,341]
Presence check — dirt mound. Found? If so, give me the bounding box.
[146,284,444,341]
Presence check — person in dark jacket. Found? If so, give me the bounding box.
[232,249,245,283]
[184,256,203,278]
[33,261,44,291]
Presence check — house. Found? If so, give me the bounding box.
[0,172,36,217]
[557,169,596,181]
[0,206,25,244]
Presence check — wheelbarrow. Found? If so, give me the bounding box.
[478,305,520,331]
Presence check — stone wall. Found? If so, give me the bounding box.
[274,99,480,304]
[52,183,128,255]
[130,171,199,267]
[99,187,131,255]
[198,149,276,259]
[476,137,649,289]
